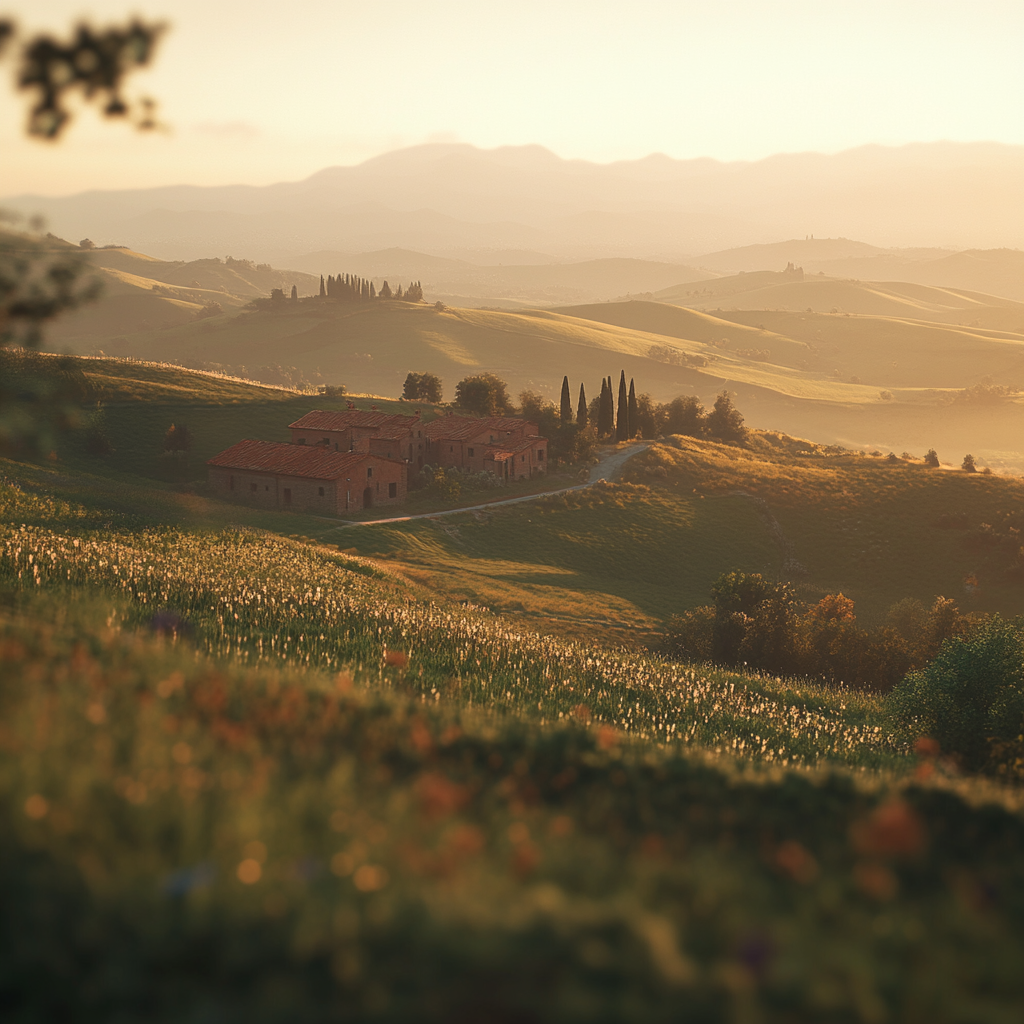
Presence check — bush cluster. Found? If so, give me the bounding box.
[886,617,1024,773]
[663,572,976,693]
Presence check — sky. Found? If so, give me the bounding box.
[1,0,1022,195]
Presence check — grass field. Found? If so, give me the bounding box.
[3,449,1024,1020]
[20,351,1024,639]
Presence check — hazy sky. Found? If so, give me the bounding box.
[2,0,1022,195]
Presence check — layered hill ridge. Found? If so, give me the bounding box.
[5,141,1022,261]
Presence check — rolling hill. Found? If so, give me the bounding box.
[6,141,1023,261]
[687,240,1024,304]
[281,248,712,306]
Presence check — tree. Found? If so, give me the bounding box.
[560,376,572,424]
[454,373,511,417]
[0,17,164,138]
[705,391,746,443]
[596,377,612,438]
[0,16,164,453]
[576,382,588,430]
[290,285,298,301]
[633,392,660,439]
[886,617,1024,772]
[78,237,95,250]
[627,378,638,438]
[962,454,977,472]
[163,422,192,455]
[379,280,392,300]
[403,372,423,401]
[924,448,939,467]
[663,396,705,437]
[270,287,285,302]
[319,275,326,298]
[615,370,628,441]
[710,571,798,670]
[404,372,442,403]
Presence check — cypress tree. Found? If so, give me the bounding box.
[370,282,376,299]
[597,378,609,437]
[560,376,572,423]
[576,382,588,429]
[319,275,326,298]
[616,370,628,441]
[290,284,297,301]
[628,378,638,438]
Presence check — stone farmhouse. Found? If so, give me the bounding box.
[423,414,548,481]
[207,439,407,512]
[208,408,548,513]
[288,409,429,468]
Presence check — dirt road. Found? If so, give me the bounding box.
[333,442,652,528]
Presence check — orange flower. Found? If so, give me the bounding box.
[853,860,898,900]
[851,800,927,859]
[414,772,468,819]
[775,840,819,883]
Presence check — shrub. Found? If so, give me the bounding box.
[962,454,977,473]
[427,467,461,502]
[163,422,192,454]
[662,606,714,662]
[710,572,798,671]
[886,617,1024,771]
[924,449,940,467]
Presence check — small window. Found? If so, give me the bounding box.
[468,447,475,457]
[265,486,269,491]
[250,483,257,493]
[297,438,306,445]
[283,488,292,504]
[537,449,544,460]
[366,466,373,479]
[388,482,397,498]
[318,486,325,497]
[521,455,526,461]
[450,446,454,452]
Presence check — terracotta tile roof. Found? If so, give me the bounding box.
[208,439,385,480]
[423,415,535,442]
[288,409,418,432]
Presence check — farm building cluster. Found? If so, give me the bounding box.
[207,408,548,514]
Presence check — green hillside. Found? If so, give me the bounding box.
[3,437,1024,1019]
[28,228,1024,472]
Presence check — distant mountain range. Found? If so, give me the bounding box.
[4,141,1022,264]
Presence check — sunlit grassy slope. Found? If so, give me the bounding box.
[32,352,1024,636]
[46,356,441,485]
[335,436,1024,633]
[3,460,1024,1020]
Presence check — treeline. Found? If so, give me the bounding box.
[562,371,747,445]
[664,570,1024,775]
[317,274,424,302]
[663,571,980,693]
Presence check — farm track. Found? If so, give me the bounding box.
[331,441,652,528]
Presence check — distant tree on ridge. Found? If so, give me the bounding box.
[560,376,572,424]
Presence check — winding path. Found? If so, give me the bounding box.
[331,442,652,528]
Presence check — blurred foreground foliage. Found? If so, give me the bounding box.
[1,596,1023,1022]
